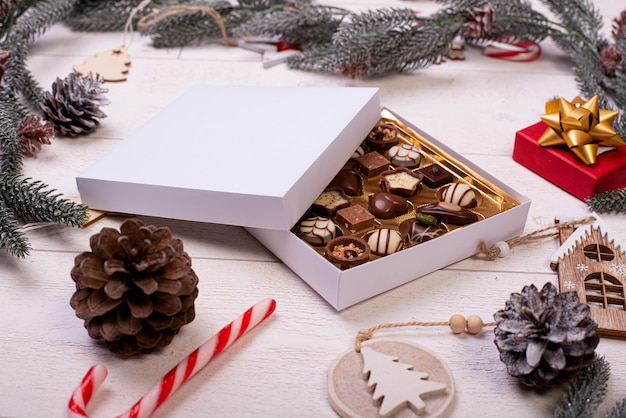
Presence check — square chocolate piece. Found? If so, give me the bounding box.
[336,205,375,232]
[417,164,453,188]
[354,151,391,178]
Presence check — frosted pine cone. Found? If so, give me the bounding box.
[40,71,110,137]
[70,218,199,356]
[493,282,599,387]
[463,5,495,38]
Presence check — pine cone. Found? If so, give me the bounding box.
[0,49,9,84]
[40,71,110,137]
[493,282,599,387]
[463,5,495,38]
[70,218,199,356]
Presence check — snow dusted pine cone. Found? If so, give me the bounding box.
[40,71,109,136]
[493,282,599,387]
[70,218,199,356]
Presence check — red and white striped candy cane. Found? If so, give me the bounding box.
[67,298,276,418]
[484,40,541,62]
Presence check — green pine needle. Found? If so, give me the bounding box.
[0,174,88,227]
[554,356,611,418]
[0,203,29,258]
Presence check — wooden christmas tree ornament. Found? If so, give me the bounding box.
[551,215,626,337]
[328,339,455,418]
[73,47,131,82]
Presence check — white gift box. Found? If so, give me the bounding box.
[77,86,530,310]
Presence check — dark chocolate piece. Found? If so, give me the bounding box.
[369,192,409,219]
[380,167,422,197]
[417,164,453,188]
[354,151,390,178]
[418,202,478,226]
[366,123,400,149]
[336,205,375,232]
[405,221,446,244]
[311,187,351,216]
[329,170,363,196]
[325,236,370,269]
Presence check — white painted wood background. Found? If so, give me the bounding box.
[2,1,626,417]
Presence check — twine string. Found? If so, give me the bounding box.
[123,0,153,47]
[136,5,238,46]
[478,215,596,260]
[355,320,497,352]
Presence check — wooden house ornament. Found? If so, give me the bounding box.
[550,216,626,337]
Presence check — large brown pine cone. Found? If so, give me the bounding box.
[493,282,599,387]
[40,71,109,137]
[70,218,199,356]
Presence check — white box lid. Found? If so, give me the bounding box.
[76,86,381,230]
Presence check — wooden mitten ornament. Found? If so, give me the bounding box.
[74,47,131,82]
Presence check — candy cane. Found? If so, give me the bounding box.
[68,298,276,418]
[484,40,541,62]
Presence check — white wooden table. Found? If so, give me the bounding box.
[3,1,626,417]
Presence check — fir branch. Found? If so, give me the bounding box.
[0,174,88,227]
[0,107,24,174]
[606,398,626,418]
[554,356,610,418]
[0,201,28,258]
[65,0,152,32]
[586,187,626,214]
[139,1,246,48]
[233,4,343,49]
[3,0,77,107]
[539,0,605,45]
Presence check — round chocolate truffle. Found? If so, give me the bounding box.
[438,183,479,208]
[388,143,421,168]
[298,216,337,246]
[325,236,370,269]
[367,228,403,256]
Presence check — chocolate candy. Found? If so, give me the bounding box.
[388,143,421,168]
[351,145,365,159]
[298,216,336,246]
[367,228,403,256]
[380,167,422,197]
[325,236,370,269]
[354,151,391,178]
[336,205,375,233]
[311,187,351,216]
[419,202,478,226]
[369,192,409,219]
[439,183,478,208]
[365,123,399,149]
[417,164,453,188]
[329,170,362,196]
[405,221,446,244]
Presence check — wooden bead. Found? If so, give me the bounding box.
[449,314,466,334]
[494,241,510,257]
[466,315,484,335]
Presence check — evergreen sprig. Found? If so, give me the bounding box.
[554,356,610,418]
[0,201,28,258]
[0,174,88,227]
[586,187,626,214]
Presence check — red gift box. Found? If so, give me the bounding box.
[513,121,626,201]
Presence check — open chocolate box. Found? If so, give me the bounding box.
[77,86,530,310]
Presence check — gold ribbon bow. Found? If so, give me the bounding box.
[538,96,624,165]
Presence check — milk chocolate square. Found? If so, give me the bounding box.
[336,205,375,232]
[354,151,390,178]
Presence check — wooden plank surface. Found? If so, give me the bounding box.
[2,1,626,417]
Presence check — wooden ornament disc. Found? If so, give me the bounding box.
[328,339,455,418]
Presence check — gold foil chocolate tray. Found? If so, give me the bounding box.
[292,108,521,269]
